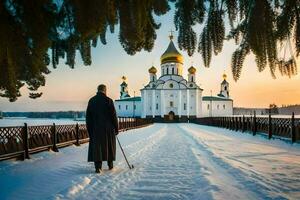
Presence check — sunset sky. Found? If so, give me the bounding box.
[1,8,300,112]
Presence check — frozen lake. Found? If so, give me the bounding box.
[0,118,84,127]
[0,123,299,200]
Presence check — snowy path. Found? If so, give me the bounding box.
[0,123,299,200]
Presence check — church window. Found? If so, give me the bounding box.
[156,103,158,110]
[119,105,121,110]
[167,68,169,74]
[152,76,155,82]
[224,86,227,90]
[184,103,186,110]
[172,68,174,74]
[207,104,210,110]
[169,83,173,88]
[134,105,136,110]
[170,101,174,107]
[126,105,128,110]
[223,105,226,109]
[190,83,193,87]
[191,76,194,82]
[217,105,219,110]
[170,94,173,97]
[150,106,152,110]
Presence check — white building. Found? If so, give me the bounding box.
[114,76,142,117]
[114,35,233,121]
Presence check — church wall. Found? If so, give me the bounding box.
[114,101,142,117]
[197,89,203,117]
[154,90,161,116]
[161,63,183,76]
[188,90,197,116]
[202,100,233,117]
[163,90,180,116]
[180,90,187,116]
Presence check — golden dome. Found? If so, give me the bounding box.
[148,66,157,74]
[121,76,127,81]
[188,66,196,74]
[160,40,183,65]
[223,73,227,80]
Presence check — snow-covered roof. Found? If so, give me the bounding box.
[115,97,141,102]
[202,96,233,101]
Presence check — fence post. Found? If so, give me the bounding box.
[291,112,296,143]
[242,115,245,132]
[22,123,30,159]
[268,112,272,139]
[121,117,123,130]
[253,111,257,136]
[51,123,59,152]
[75,123,80,146]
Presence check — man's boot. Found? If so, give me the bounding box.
[94,161,102,173]
[108,161,113,170]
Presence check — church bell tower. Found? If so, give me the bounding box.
[219,73,229,98]
[120,76,130,99]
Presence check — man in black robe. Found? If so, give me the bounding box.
[86,84,119,173]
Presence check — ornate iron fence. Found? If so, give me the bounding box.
[191,113,300,143]
[0,117,153,161]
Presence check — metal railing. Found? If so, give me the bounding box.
[191,113,300,143]
[0,117,153,161]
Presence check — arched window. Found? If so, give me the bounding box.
[167,68,169,74]
[191,76,194,82]
[152,76,155,82]
[223,105,226,109]
[224,86,227,90]
[217,105,219,109]
[207,104,210,110]
[172,68,174,74]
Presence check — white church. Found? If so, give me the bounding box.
[114,35,233,121]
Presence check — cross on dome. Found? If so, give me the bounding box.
[169,30,174,40]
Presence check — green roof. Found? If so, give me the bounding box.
[115,97,141,102]
[202,96,233,101]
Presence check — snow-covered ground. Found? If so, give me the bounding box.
[0,123,299,200]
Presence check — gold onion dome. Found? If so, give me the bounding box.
[188,66,196,74]
[148,66,157,74]
[223,73,227,80]
[160,39,184,65]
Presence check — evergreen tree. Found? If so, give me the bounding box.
[0,0,299,101]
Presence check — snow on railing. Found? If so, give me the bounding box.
[191,113,300,143]
[0,117,153,161]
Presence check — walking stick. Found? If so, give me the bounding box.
[117,136,134,169]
